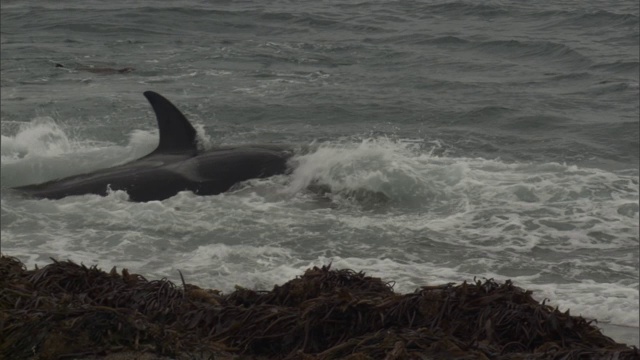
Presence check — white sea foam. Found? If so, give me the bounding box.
[1,118,160,187]
[1,135,637,332]
[1,117,73,162]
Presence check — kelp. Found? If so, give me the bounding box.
[0,254,637,359]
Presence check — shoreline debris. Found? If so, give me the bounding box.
[1,255,637,359]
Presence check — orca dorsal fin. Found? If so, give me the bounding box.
[143,91,198,155]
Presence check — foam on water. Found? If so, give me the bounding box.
[1,117,160,187]
[1,117,73,162]
[2,132,637,331]
[290,140,422,202]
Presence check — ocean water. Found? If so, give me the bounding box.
[1,0,638,346]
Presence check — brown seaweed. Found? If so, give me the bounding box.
[0,254,637,359]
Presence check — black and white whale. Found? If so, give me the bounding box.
[12,91,293,202]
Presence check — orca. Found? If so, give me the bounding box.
[12,91,293,202]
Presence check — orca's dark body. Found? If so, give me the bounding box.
[13,91,292,202]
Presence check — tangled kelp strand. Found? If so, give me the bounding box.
[0,254,637,359]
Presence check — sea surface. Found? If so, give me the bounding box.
[1,0,638,346]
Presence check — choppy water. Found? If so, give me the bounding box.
[1,0,638,345]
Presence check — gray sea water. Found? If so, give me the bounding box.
[1,0,639,346]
